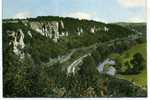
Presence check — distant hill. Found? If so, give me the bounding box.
[113,22,146,34]
[3,16,137,61]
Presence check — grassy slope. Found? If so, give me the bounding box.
[116,43,147,88]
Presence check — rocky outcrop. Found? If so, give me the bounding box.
[77,27,83,36]
[90,26,109,33]
[27,31,32,37]
[90,26,96,33]
[104,26,109,32]
[30,20,67,42]
[8,29,25,59]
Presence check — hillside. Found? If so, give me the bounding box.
[3,16,147,97]
[114,22,146,35]
[112,43,147,88]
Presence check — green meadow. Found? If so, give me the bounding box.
[111,43,147,89]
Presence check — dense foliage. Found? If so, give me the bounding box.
[124,53,145,74]
[3,16,147,97]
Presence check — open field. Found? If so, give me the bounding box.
[115,43,147,88]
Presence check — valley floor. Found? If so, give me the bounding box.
[115,43,147,89]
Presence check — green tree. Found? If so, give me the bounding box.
[78,56,99,88]
[91,50,102,65]
[130,53,145,74]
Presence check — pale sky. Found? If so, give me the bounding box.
[3,0,146,22]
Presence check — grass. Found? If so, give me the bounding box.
[111,43,147,88]
[117,68,147,89]
[122,43,146,60]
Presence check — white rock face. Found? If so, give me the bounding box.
[91,28,95,33]
[66,32,69,36]
[104,26,109,32]
[90,26,96,33]
[8,29,25,59]
[77,27,83,36]
[60,20,64,29]
[27,31,32,37]
[35,28,45,36]
[30,21,66,42]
